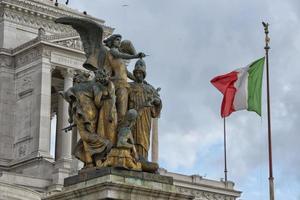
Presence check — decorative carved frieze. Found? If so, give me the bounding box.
[2,0,100,21]
[50,51,84,69]
[176,186,236,200]
[1,0,113,34]
[45,32,79,41]
[15,47,42,67]
[3,8,74,34]
[53,37,83,51]
[48,32,112,51]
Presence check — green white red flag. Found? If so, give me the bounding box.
[211,57,265,117]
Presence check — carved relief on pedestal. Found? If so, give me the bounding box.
[16,75,34,98]
[18,144,26,157]
[15,47,42,68]
[0,55,13,68]
[14,136,33,159]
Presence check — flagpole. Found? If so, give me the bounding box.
[223,117,228,184]
[262,21,275,200]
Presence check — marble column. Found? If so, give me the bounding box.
[151,118,159,163]
[52,68,74,189]
[36,61,55,159]
[55,68,74,161]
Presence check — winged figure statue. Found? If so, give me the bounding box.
[55,17,143,70]
[55,17,145,122]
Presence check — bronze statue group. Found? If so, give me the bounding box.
[56,17,162,173]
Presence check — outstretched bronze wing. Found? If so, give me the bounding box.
[55,17,107,71]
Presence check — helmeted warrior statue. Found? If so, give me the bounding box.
[128,59,162,162]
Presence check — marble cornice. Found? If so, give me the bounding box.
[44,28,113,41]
[0,0,114,34]
[12,36,86,68]
[12,30,114,57]
[12,36,82,56]
[1,5,74,34]
[12,37,41,55]
[0,47,12,55]
[1,0,104,23]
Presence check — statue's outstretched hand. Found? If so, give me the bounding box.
[137,52,146,58]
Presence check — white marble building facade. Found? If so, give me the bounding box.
[0,0,241,199]
[0,0,113,198]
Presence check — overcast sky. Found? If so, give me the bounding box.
[59,0,300,199]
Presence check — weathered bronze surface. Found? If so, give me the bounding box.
[55,17,162,173]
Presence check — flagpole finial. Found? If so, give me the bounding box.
[262,21,270,50]
[262,22,269,32]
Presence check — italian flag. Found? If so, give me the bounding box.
[211,57,265,117]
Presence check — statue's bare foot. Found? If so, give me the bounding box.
[95,159,103,168]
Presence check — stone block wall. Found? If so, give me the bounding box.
[0,54,15,165]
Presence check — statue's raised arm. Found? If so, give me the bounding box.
[55,17,107,71]
[103,35,145,60]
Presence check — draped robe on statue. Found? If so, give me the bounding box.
[128,82,162,161]
[96,83,118,146]
[65,82,112,166]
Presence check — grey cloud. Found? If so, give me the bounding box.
[68,0,300,199]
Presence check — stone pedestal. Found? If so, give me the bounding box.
[43,168,193,200]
